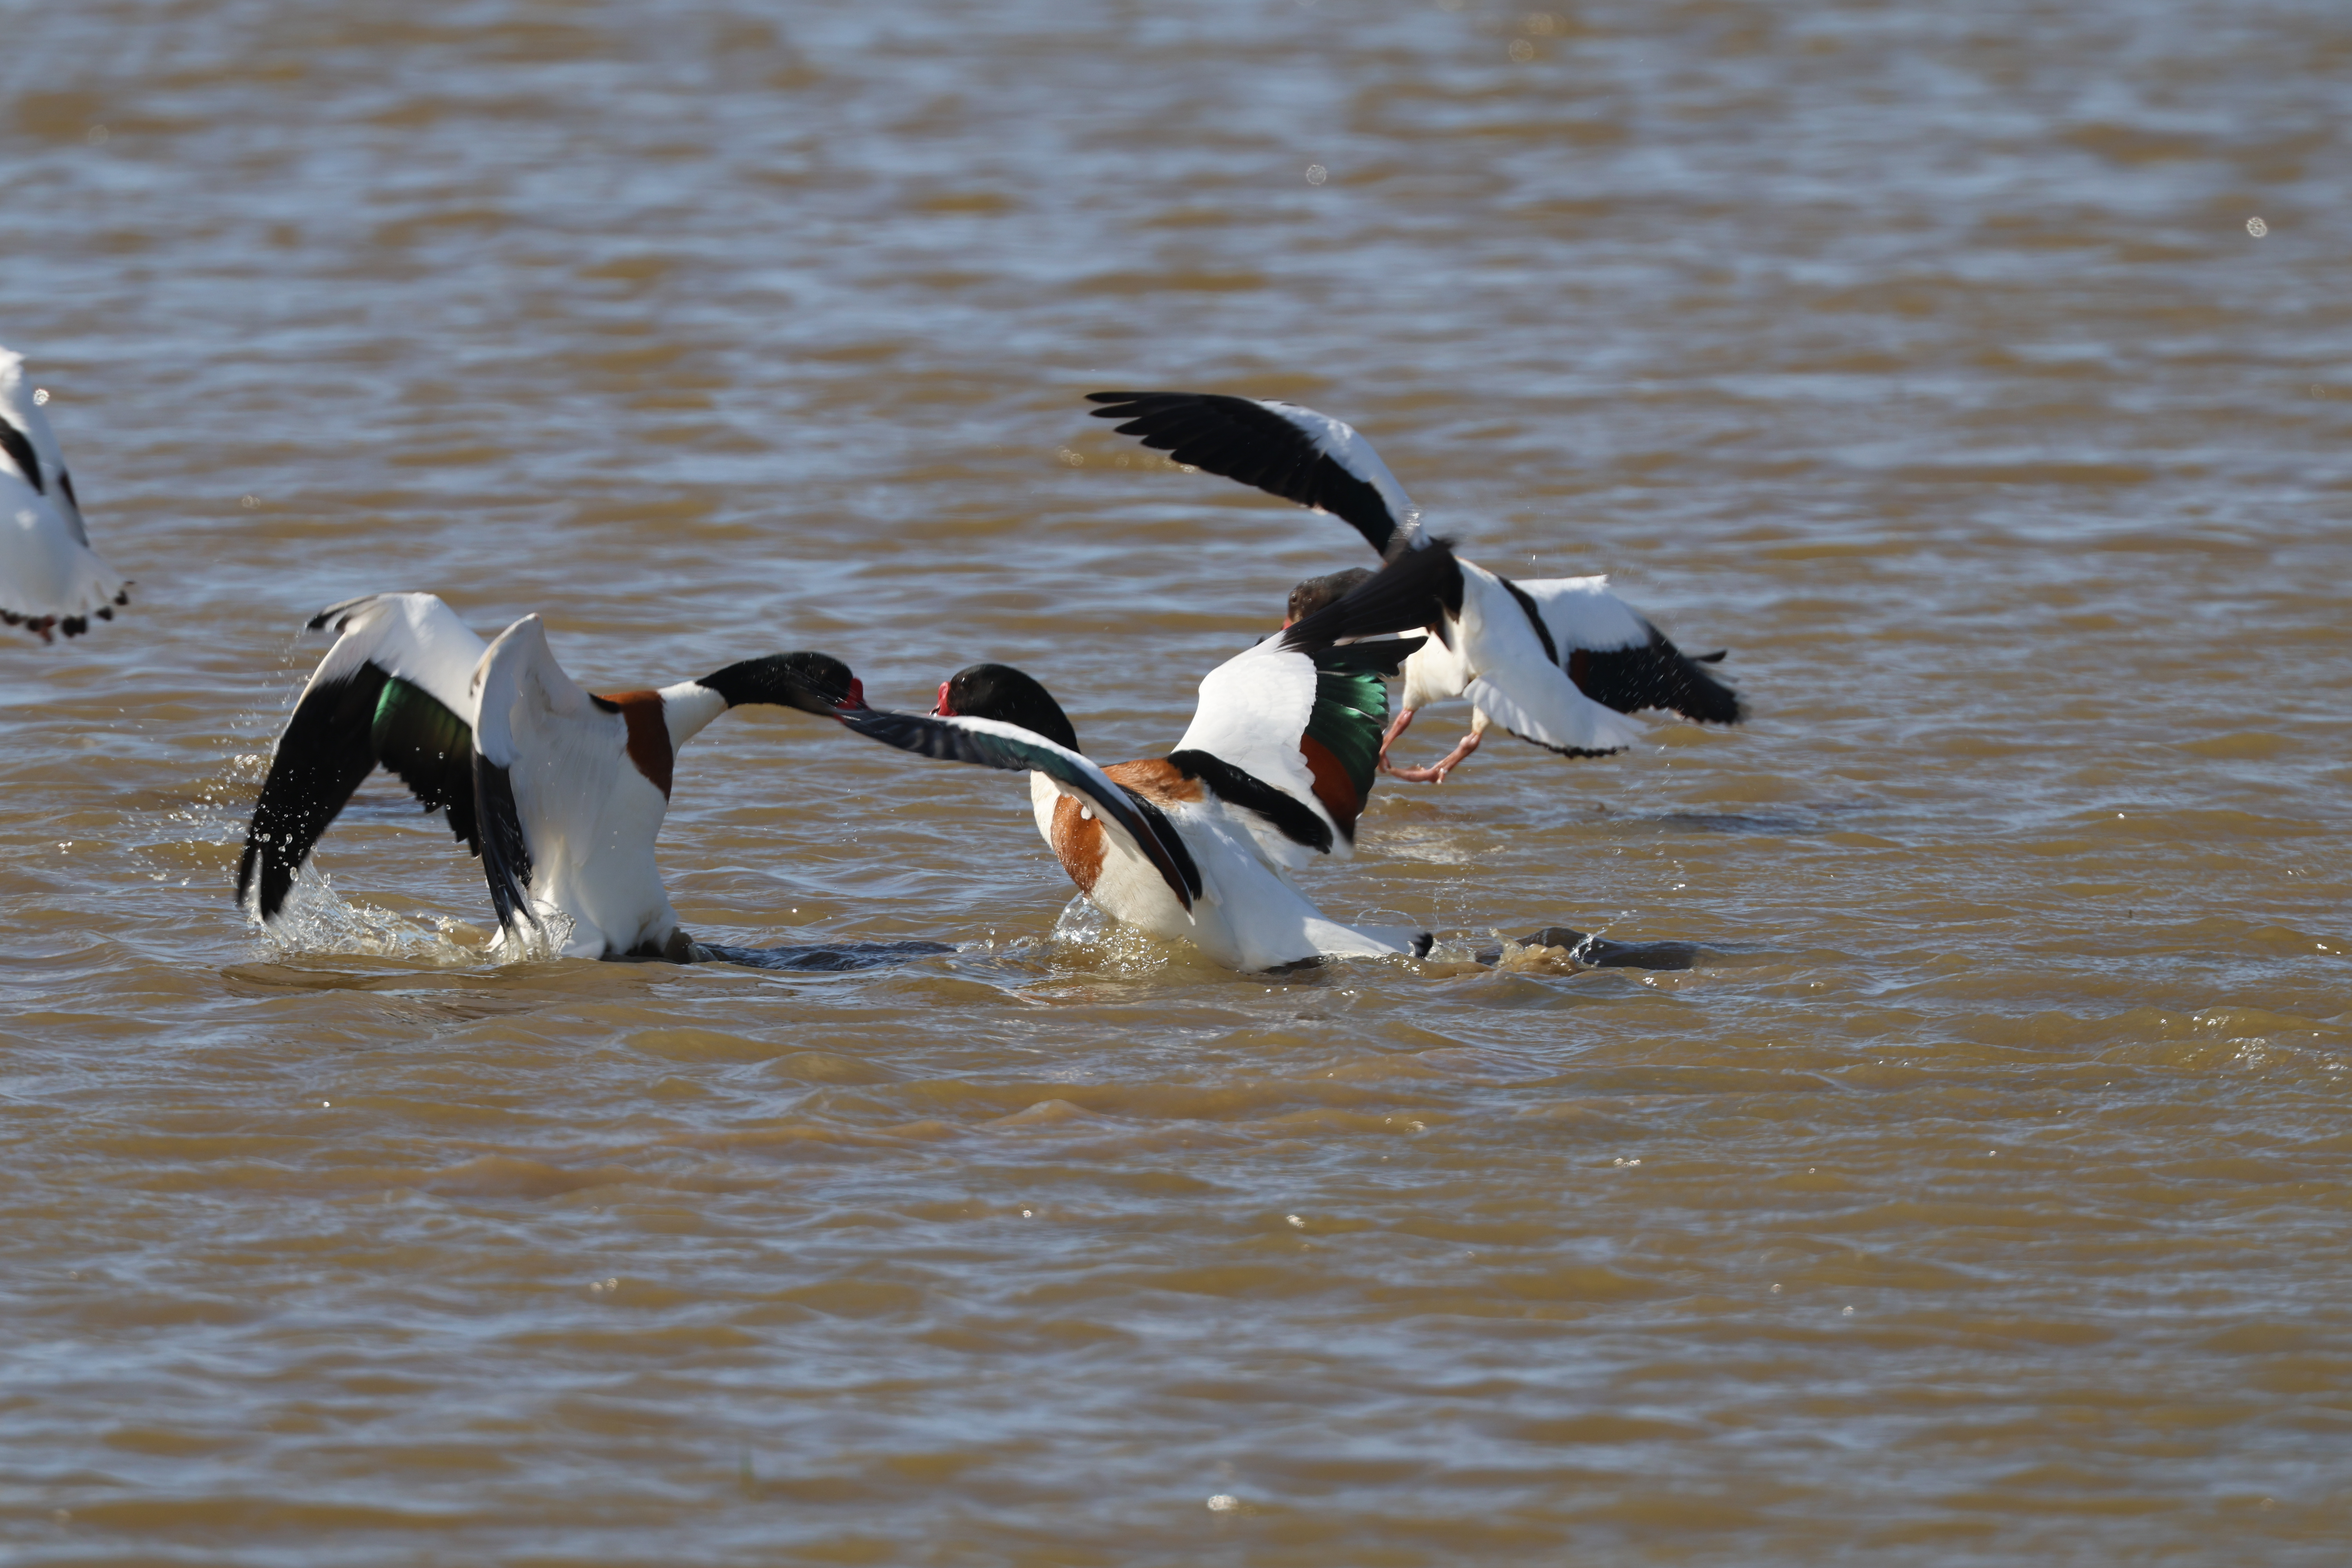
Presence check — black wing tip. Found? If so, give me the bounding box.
[236,841,296,924]
[1281,535,1460,653]
[1084,388,1207,408]
[470,754,537,932]
[1565,632,1746,726]
[1680,649,1747,725]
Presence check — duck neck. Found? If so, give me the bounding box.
[658,681,730,751]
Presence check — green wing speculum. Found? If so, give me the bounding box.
[1307,659,1390,811]
[372,677,479,851]
[237,668,483,922]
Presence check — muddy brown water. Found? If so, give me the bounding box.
[4,1,2349,1563]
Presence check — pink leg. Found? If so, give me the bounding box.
[1386,728,1482,784]
[1376,708,1417,774]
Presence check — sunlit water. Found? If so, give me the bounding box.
[4,1,2349,1562]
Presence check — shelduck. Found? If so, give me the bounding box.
[1086,391,1743,784]
[836,543,1461,972]
[237,592,860,960]
[1,347,129,642]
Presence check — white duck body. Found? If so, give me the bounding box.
[842,546,1458,971]
[471,618,733,960]
[0,348,129,640]
[1401,560,1645,758]
[1025,768,1422,971]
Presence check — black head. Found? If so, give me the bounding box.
[1285,568,1374,626]
[699,651,864,716]
[935,662,1080,752]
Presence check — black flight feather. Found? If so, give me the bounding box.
[1086,390,1407,558]
[1497,575,1561,668]
[472,754,537,933]
[0,418,42,494]
[238,666,481,921]
[1568,632,1746,725]
[1279,534,1463,653]
[1166,749,1332,854]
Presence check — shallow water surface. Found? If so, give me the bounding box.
[4,0,2350,1563]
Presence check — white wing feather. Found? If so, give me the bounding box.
[1508,575,1653,653]
[471,615,645,955]
[0,350,86,541]
[471,614,621,824]
[2,474,120,628]
[1261,399,1426,550]
[1171,632,1338,868]
[301,593,488,718]
[1,348,125,628]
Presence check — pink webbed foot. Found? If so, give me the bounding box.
[1386,729,1482,784]
[1376,708,1418,777]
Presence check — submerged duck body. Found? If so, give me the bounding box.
[839,544,1460,971]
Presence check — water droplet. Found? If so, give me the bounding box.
[241,494,260,508]
[320,1100,330,1107]
[1769,1283,1780,1293]
[87,124,109,145]
[1508,38,1536,60]
[1021,1209,1033,1218]
[1305,164,1327,185]
[32,388,49,405]
[2246,216,2268,238]
[1842,1305,1855,1316]
[1206,1494,1239,1512]
[1286,1213,1305,1228]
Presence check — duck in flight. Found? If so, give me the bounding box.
[1085,391,1744,784]
[836,543,1459,972]
[238,592,860,960]
[1,347,130,642]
